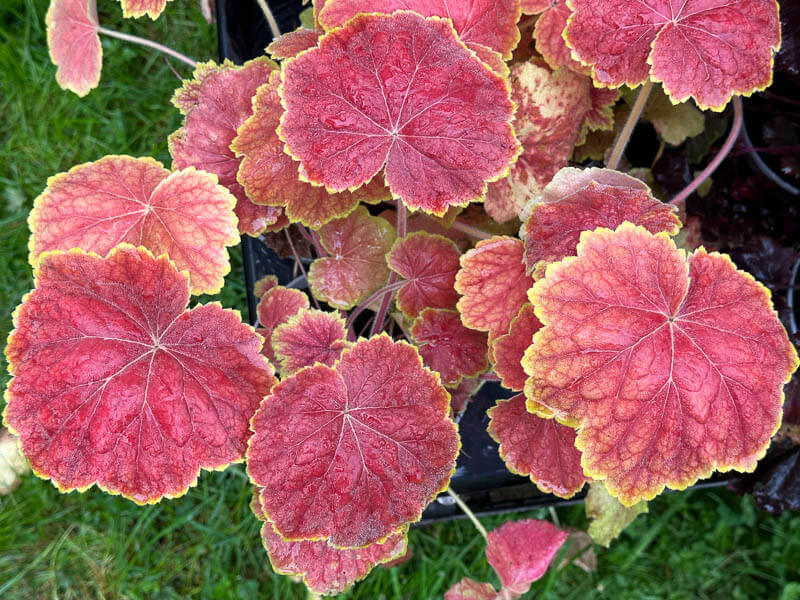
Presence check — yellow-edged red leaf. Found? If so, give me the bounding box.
[267,27,321,59]
[119,0,170,19]
[272,309,349,377]
[256,287,310,366]
[491,303,542,392]
[46,0,102,97]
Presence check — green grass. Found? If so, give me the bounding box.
[1,1,799,598]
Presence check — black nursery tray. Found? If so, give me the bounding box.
[215,0,797,522]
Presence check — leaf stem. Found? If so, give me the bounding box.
[310,229,327,258]
[606,79,653,171]
[255,0,282,40]
[446,488,488,541]
[670,96,744,206]
[368,203,407,336]
[451,220,492,240]
[284,228,320,310]
[345,280,406,330]
[96,26,197,68]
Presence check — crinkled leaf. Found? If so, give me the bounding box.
[46,0,102,97]
[645,85,705,146]
[231,72,389,229]
[267,27,321,59]
[248,334,459,548]
[387,232,461,319]
[585,482,647,547]
[491,304,542,392]
[485,61,591,222]
[411,309,489,386]
[521,167,681,278]
[3,246,275,504]
[532,0,587,73]
[119,0,169,19]
[28,155,239,295]
[318,0,521,59]
[272,309,349,377]
[256,287,310,366]
[523,223,799,505]
[308,206,396,309]
[455,236,533,338]
[445,578,499,600]
[488,394,587,498]
[279,12,519,215]
[564,0,781,110]
[169,58,283,237]
[485,519,568,595]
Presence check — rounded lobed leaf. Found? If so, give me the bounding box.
[585,481,648,547]
[46,0,102,97]
[247,334,460,548]
[523,223,799,505]
[444,578,499,600]
[491,303,542,392]
[317,0,522,59]
[169,58,283,236]
[253,275,279,299]
[521,167,681,278]
[4,245,275,504]
[583,86,620,134]
[564,0,781,110]
[267,27,322,59]
[455,236,533,338]
[411,309,489,386]
[272,309,349,377]
[533,0,587,74]
[278,11,520,215]
[28,155,239,295]
[256,286,310,366]
[485,519,568,595]
[118,0,170,19]
[488,394,588,498]
[644,85,705,146]
[387,232,461,319]
[308,206,396,309]
[231,72,389,229]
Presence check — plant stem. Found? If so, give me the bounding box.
[670,97,744,206]
[310,229,327,258]
[345,280,406,330]
[368,204,407,336]
[446,488,488,541]
[284,228,320,310]
[96,27,197,68]
[451,220,492,240]
[478,372,500,382]
[255,0,282,40]
[606,79,653,171]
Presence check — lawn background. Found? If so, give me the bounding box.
[1,1,799,598]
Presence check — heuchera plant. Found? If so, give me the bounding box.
[4,0,798,596]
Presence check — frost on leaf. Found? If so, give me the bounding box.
[29,155,239,295]
[46,0,102,97]
[267,27,321,59]
[491,304,542,392]
[488,395,587,498]
[169,58,284,236]
[485,519,568,596]
[455,236,533,338]
[485,61,591,223]
[272,309,349,377]
[231,72,390,229]
[585,482,648,547]
[411,309,489,386]
[308,206,396,309]
[248,335,459,548]
[445,578,499,600]
[521,167,681,278]
[256,287,310,366]
[387,232,461,318]
[564,0,781,110]
[3,246,275,504]
[119,0,170,19]
[317,0,521,59]
[279,12,519,215]
[523,223,799,505]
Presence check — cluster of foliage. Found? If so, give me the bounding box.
[3,0,799,596]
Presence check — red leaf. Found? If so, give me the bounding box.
[584,86,620,134]
[564,0,781,110]
[267,27,321,59]
[488,395,588,498]
[253,275,278,299]
[119,0,169,19]
[411,309,489,386]
[387,232,461,319]
[4,246,275,504]
[46,0,102,97]
[521,167,681,278]
[445,578,499,600]
[231,72,390,229]
[169,58,284,237]
[272,309,350,377]
[247,335,459,548]
[491,304,542,392]
[318,0,521,59]
[521,0,550,13]
[455,236,533,338]
[524,223,799,505]
[308,206,396,309]
[485,62,592,222]
[256,287,310,366]
[449,378,484,415]
[485,519,568,595]
[279,12,520,215]
[533,0,587,74]
[28,156,239,295]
